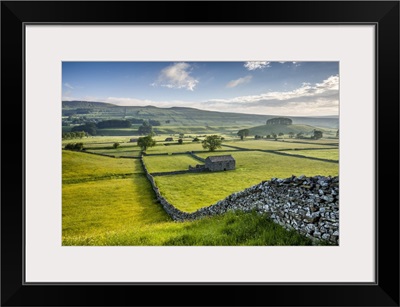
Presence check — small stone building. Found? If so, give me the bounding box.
[205,155,236,171]
[165,137,174,141]
[130,138,138,142]
[266,117,292,125]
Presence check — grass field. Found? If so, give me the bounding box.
[146,143,206,154]
[62,150,313,246]
[62,150,140,183]
[143,155,201,173]
[62,136,133,145]
[85,147,142,157]
[154,150,338,212]
[287,138,339,145]
[226,139,337,150]
[248,124,337,136]
[280,149,339,161]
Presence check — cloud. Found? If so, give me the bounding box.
[206,75,339,115]
[244,61,271,70]
[64,83,74,89]
[152,62,199,91]
[64,75,339,116]
[226,75,252,88]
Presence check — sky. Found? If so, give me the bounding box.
[62,61,339,116]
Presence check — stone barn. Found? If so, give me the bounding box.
[205,155,236,172]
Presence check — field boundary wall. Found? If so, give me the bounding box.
[140,155,339,245]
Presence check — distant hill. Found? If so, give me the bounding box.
[248,124,334,136]
[62,100,339,129]
[62,100,116,109]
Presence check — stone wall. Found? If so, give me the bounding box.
[140,156,339,245]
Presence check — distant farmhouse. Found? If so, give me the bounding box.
[165,137,174,141]
[130,138,138,142]
[266,117,292,125]
[190,155,236,172]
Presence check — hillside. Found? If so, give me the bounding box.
[62,100,117,109]
[62,100,339,129]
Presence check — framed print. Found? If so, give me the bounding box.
[1,1,399,306]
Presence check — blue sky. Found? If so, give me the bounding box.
[62,61,339,116]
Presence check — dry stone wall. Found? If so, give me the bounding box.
[141,156,339,245]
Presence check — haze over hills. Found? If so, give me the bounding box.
[62,100,339,129]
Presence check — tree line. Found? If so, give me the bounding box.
[67,119,162,137]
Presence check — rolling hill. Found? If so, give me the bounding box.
[62,100,339,129]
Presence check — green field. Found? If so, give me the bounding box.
[62,136,133,145]
[154,151,338,212]
[226,139,337,150]
[62,150,140,183]
[62,150,313,246]
[287,138,339,145]
[146,143,205,154]
[248,124,337,136]
[143,155,201,173]
[280,149,339,161]
[85,147,142,157]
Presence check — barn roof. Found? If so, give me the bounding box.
[206,155,235,162]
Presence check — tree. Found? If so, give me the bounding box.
[97,119,131,129]
[113,142,120,149]
[138,121,153,135]
[178,138,183,144]
[202,135,222,152]
[336,129,339,138]
[71,123,97,136]
[149,119,161,126]
[296,132,304,139]
[313,130,323,140]
[237,129,249,140]
[278,132,284,137]
[137,135,156,152]
[192,137,200,142]
[64,142,84,151]
[288,132,294,138]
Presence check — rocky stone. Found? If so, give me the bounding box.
[142,156,339,246]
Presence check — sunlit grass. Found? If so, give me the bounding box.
[62,177,170,241]
[86,146,142,157]
[146,143,205,154]
[62,151,140,183]
[280,149,339,161]
[62,145,320,246]
[224,139,337,150]
[143,155,202,173]
[155,151,338,212]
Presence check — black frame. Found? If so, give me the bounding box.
[1,1,399,306]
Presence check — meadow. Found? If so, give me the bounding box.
[62,150,139,183]
[280,148,339,161]
[226,139,338,150]
[62,150,313,246]
[61,100,339,246]
[143,154,201,173]
[152,150,338,212]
